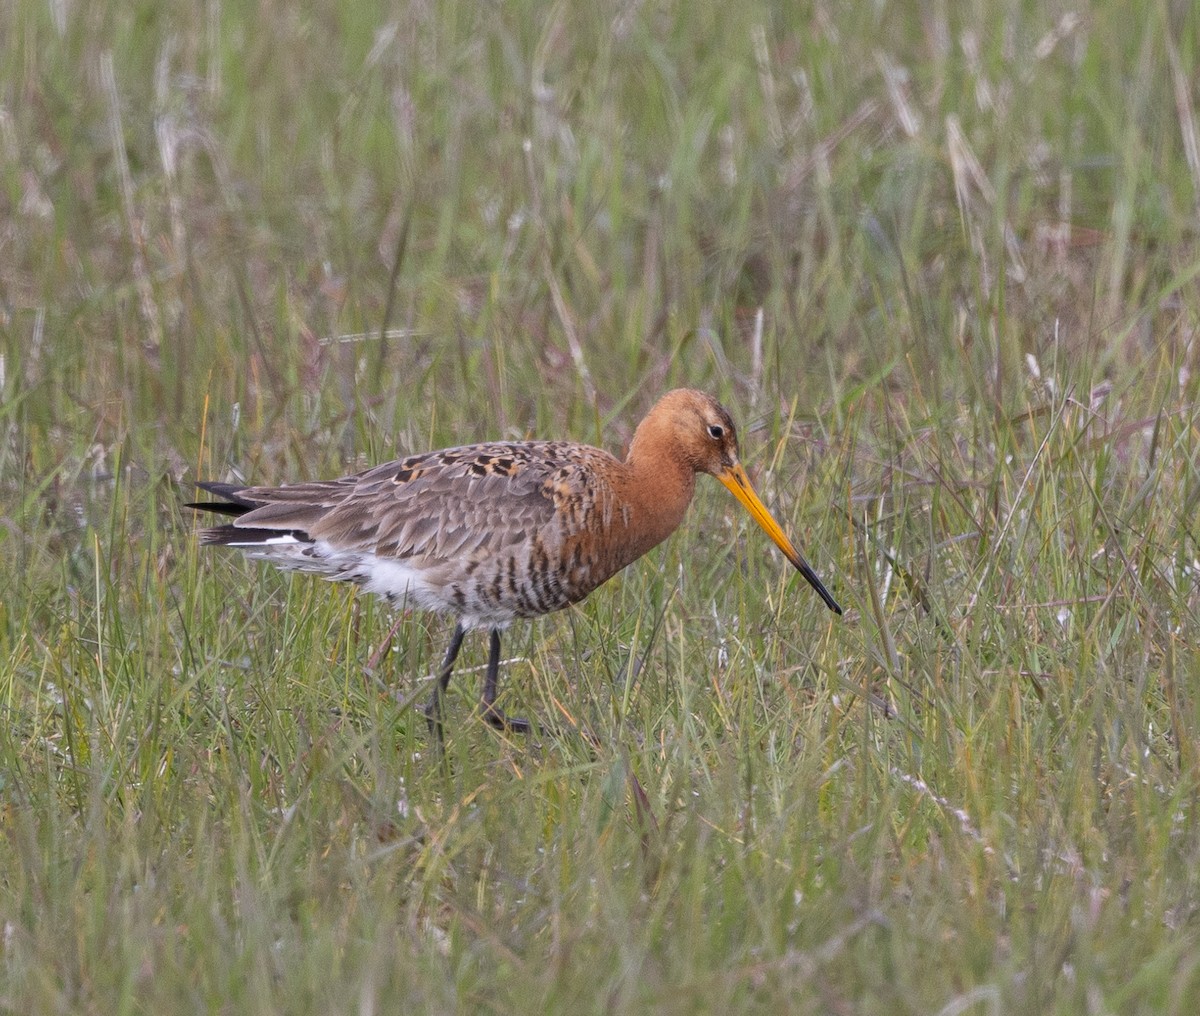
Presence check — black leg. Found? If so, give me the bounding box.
[423,622,466,741]
[479,628,533,733]
[480,629,501,707]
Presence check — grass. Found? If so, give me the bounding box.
[3,0,1200,1011]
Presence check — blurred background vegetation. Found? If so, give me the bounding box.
[2,0,1200,1012]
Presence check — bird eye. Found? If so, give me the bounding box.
[707,424,725,440]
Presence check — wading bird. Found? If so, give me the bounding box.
[189,389,841,737]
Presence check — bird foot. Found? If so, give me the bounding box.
[421,694,539,739]
[479,703,536,735]
[421,700,447,743]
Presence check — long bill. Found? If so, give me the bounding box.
[716,463,843,615]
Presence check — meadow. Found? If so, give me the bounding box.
[3,0,1200,1011]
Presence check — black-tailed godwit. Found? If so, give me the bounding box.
[189,389,841,736]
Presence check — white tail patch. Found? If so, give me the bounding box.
[227,533,302,547]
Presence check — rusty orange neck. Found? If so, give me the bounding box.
[618,416,698,559]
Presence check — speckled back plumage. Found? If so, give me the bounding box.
[195,438,661,628]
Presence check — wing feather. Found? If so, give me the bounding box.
[193,441,613,567]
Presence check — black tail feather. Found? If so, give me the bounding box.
[186,481,312,547]
[197,525,308,547]
[185,481,258,517]
[185,501,247,517]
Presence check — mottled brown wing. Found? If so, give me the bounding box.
[223,441,590,566]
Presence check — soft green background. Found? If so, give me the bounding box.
[3,0,1200,1012]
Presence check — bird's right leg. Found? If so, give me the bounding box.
[479,628,533,734]
[423,622,466,742]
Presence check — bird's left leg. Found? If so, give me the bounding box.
[479,628,533,733]
[423,621,466,743]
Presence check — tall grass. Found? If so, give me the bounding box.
[2,0,1200,1012]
